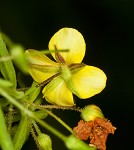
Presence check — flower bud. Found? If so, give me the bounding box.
[11,45,28,73]
[65,135,95,150]
[81,104,104,121]
[37,133,52,150]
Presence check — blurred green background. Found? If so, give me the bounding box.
[0,0,134,149]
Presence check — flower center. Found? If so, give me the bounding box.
[60,65,71,81]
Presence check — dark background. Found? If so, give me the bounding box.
[0,0,134,149]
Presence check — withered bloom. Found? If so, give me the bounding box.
[73,118,116,150]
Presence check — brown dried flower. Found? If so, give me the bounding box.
[73,118,116,150]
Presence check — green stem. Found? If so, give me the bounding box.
[21,98,75,134]
[40,104,81,112]
[22,92,75,134]
[0,87,67,142]
[32,116,67,141]
[0,56,13,62]
[0,105,15,150]
[34,49,69,55]
[30,124,41,150]
[41,108,75,134]
[0,87,31,116]
[7,104,14,134]
[32,120,41,135]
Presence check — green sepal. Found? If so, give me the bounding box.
[81,105,104,122]
[65,77,80,98]
[24,81,41,103]
[33,110,48,119]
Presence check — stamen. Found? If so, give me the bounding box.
[69,63,86,71]
[54,45,66,64]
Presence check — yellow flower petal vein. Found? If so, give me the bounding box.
[71,65,107,99]
[25,49,59,83]
[42,76,74,106]
[49,28,86,65]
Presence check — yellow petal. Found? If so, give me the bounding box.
[28,68,58,83]
[48,28,86,65]
[42,76,74,106]
[71,65,107,99]
[25,49,59,82]
[25,49,59,66]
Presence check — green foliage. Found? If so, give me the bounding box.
[13,113,30,150]
[0,33,16,88]
[0,105,15,150]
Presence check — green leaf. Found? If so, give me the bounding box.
[0,33,16,88]
[0,105,15,150]
[13,113,30,150]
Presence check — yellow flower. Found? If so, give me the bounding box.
[25,28,107,106]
